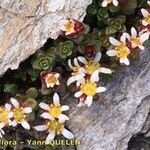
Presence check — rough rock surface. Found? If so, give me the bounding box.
[68,49,150,150]
[0,0,92,75]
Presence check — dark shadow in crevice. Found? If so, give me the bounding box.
[128,134,150,150]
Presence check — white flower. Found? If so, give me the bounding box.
[10,98,32,130]
[39,93,69,123]
[45,73,60,88]
[34,119,74,144]
[123,27,149,50]
[67,58,86,87]
[60,19,75,35]
[141,8,150,26]
[74,73,107,107]
[77,52,112,82]
[106,35,130,65]
[0,103,13,139]
[101,0,119,7]
[0,103,13,127]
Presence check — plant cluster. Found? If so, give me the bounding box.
[0,0,150,147]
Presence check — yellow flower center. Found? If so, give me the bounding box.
[115,43,130,58]
[85,61,100,75]
[80,80,97,96]
[49,104,61,118]
[46,75,58,84]
[47,120,64,135]
[145,14,150,24]
[13,108,26,123]
[106,0,112,4]
[65,20,75,32]
[130,37,142,47]
[0,107,9,124]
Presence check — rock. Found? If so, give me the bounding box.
[0,0,92,75]
[68,49,150,150]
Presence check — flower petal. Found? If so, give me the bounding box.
[94,52,102,62]
[139,45,145,50]
[41,112,54,120]
[8,112,13,118]
[101,1,108,7]
[140,32,149,42]
[10,98,19,108]
[23,107,32,114]
[53,93,60,106]
[10,120,17,127]
[99,67,112,74]
[74,58,80,67]
[106,50,117,57]
[5,103,11,111]
[86,96,93,107]
[67,76,76,86]
[123,33,130,40]
[113,0,119,6]
[96,87,107,93]
[62,128,74,139]
[90,70,100,82]
[109,37,120,46]
[61,105,70,111]
[34,125,48,131]
[131,27,137,37]
[123,58,130,65]
[0,123,5,129]
[58,114,69,123]
[74,91,83,98]
[45,132,55,145]
[77,56,87,64]
[120,34,127,43]
[39,102,50,111]
[141,9,149,17]
[21,120,30,130]
[142,20,148,26]
[68,59,73,69]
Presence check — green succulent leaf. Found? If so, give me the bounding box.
[28,69,41,81]
[106,27,117,35]
[97,8,108,21]
[58,41,73,59]
[32,53,55,70]
[26,88,38,99]
[4,84,18,94]
[119,25,126,32]
[40,88,51,95]
[24,98,37,109]
[87,3,98,15]
[109,5,121,13]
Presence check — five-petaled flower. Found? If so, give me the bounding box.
[77,52,112,81]
[101,0,119,7]
[123,27,149,50]
[67,58,86,87]
[34,119,74,144]
[107,35,130,65]
[60,19,84,36]
[10,98,32,130]
[74,74,107,107]
[39,93,70,123]
[0,103,13,138]
[40,71,60,89]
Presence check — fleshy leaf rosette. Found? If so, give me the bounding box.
[106,15,126,35]
[58,41,74,59]
[32,53,55,70]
